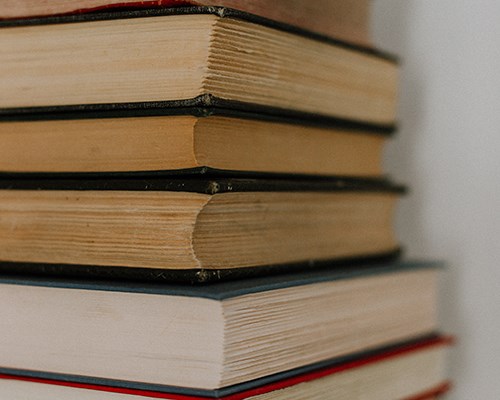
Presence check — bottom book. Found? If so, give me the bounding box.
[0,262,439,390]
[0,336,451,400]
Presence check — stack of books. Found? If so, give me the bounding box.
[0,1,451,399]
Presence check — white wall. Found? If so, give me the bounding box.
[372,1,500,398]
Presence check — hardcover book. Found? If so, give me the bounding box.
[0,7,398,127]
[0,337,452,399]
[0,0,373,47]
[0,261,441,391]
[0,176,404,282]
[0,112,391,176]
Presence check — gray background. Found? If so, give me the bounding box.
[373,1,500,398]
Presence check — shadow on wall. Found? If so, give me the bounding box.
[371,0,466,394]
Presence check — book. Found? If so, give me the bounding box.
[0,7,398,128]
[0,0,373,47]
[0,112,390,176]
[0,261,441,391]
[0,176,403,281]
[0,336,452,399]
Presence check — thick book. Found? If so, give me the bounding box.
[0,176,403,282]
[0,337,452,399]
[0,261,441,392]
[0,7,398,128]
[0,111,390,176]
[0,0,373,47]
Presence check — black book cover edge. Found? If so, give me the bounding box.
[0,96,396,135]
[0,7,398,134]
[0,333,444,398]
[0,249,406,285]
[0,175,406,194]
[0,168,398,182]
[0,94,397,135]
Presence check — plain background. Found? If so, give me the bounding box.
[372,1,500,398]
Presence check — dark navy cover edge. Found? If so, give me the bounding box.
[0,260,443,300]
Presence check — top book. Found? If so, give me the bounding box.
[0,0,373,47]
[0,7,397,127]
